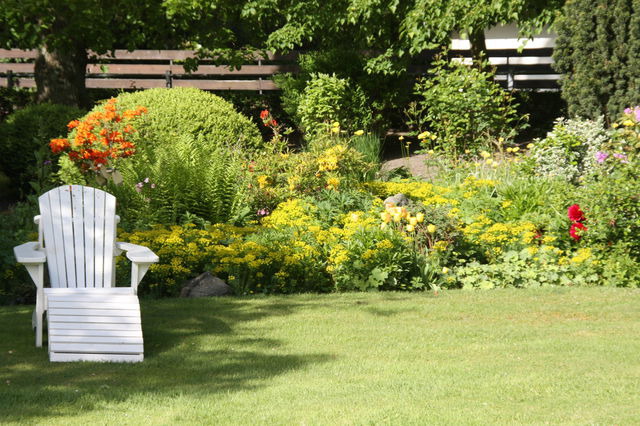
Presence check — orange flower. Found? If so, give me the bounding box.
[67,120,80,129]
[49,138,70,154]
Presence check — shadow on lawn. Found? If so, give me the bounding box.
[0,297,331,422]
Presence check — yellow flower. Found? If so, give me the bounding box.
[527,143,534,149]
[416,212,425,223]
[392,214,402,223]
[612,122,619,128]
[399,136,405,141]
[428,149,435,155]
[380,212,391,223]
[354,130,364,136]
[485,158,494,165]
[406,224,415,232]
[257,175,269,189]
[442,267,449,274]
[331,121,340,127]
[331,127,340,134]
[512,147,520,152]
[427,224,436,233]
[623,119,635,127]
[418,131,429,139]
[350,212,360,222]
[501,200,513,208]
[480,151,491,159]
[409,217,418,226]
[327,177,340,187]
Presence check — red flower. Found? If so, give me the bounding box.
[260,110,269,120]
[567,204,585,222]
[569,222,587,241]
[270,119,277,127]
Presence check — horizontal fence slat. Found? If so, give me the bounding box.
[0,47,558,91]
[172,79,279,90]
[0,49,37,59]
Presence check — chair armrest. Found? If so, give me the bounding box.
[14,242,46,264]
[116,242,159,263]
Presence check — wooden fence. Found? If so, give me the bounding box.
[0,38,559,92]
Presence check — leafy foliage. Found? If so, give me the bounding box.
[410,56,527,158]
[553,0,640,120]
[296,73,372,136]
[0,103,84,197]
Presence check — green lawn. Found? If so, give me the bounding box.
[1,288,639,425]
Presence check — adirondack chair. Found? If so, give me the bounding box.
[13,185,159,362]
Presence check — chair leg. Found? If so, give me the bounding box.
[35,310,43,348]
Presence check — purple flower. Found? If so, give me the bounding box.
[624,106,640,121]
[135,182,144,193]
[43,160,52,165]
[613,153,629,163]
[144,177,150,183]
[595,151,609,163]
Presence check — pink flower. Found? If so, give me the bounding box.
[595,151,609,163]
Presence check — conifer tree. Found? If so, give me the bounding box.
[553,0,640,121]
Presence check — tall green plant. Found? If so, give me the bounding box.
[109,137,246,228]
[553,0,640,121]
[410,56,526,158]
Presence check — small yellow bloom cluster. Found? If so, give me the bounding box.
[380,203,426,232]
[366,181,457,206]
[417,130,437,141]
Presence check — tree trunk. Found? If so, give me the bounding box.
[468,27,490,70]
[34,44,89,108]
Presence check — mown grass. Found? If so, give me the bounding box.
[1,287,639,425]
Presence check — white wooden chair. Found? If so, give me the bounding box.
[13,185,159,362]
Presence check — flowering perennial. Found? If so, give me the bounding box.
[50,98,146,172]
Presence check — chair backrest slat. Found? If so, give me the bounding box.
[71,186,86,287]
[93,189,106,287]
[82,186,95,287]
[39,185,117,288]
[102,194,116,287]
[59,186,76,288]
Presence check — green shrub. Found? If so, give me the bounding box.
[553,0,640,120]
[409,55,526,158]
[577,157,640,259]
[57,88,263,227]
[0,103,84,196]
[297,73,372,136]
[86,87,263,152]
[527,117,611,182]
[0,201,39,305]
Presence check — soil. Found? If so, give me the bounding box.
[381,154,433,179]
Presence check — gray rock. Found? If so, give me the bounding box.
[383,193,410,207]
[180,272,232,297]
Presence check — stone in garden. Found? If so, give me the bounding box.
[180,272,232,297]
[384,193,410,207]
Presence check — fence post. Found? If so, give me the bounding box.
[7,69,14,89]
[506,56,514,91]
[165,70,172,88]
[258,58,263,95]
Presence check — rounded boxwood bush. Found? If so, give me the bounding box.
[0,103,85,195]
[86,87,263,152]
